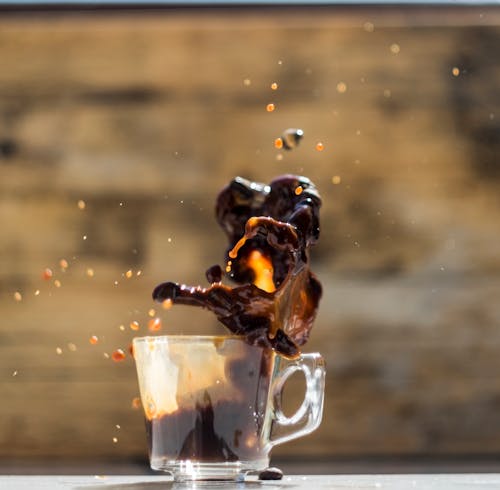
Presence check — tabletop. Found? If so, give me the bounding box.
[2,474,500,490]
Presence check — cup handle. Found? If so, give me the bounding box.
[268,353,326,447]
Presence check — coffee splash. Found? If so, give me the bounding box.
[152,174,322,358]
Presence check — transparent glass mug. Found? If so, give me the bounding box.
[133,335,325,482]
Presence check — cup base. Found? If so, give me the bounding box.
[151,458,270,482]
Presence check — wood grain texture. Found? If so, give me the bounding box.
[0,7,499,460]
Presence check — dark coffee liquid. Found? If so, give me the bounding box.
[145,344,274,464]
[153,175,322,359]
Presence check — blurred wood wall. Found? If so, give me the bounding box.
[0,6,499,464]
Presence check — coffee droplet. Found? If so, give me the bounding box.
[131,397,142,410]
[266,103,275,112]
[315,142,325,152]
[89,335,99,345]
[111,349,126,362]
[271,82,278,90]
[42,268,53,280]
[130,321,140,331]
[148,317,162,332]
[77,200,86,210]
[14,291,22,302]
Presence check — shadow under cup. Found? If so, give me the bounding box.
[133,335,325,482]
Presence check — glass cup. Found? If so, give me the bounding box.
[133,335,325,482]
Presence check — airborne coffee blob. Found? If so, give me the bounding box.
[153,174,322,359]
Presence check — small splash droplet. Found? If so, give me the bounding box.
[148,317,162,332]
[315,142,325,152]
[125,270,133,279]
[112,437,118,444]
[115,424,121,430]
[295,186,303,196]
[77,200,86,210]
[119,324,125,331]
[270,82,278,90]
[56,347,63,355]
[274,138,283,150]
[86,268,94,278]
[336,82,347,93]
[452,66,460,77]
[148,308,156,317]
[12,370,18,377]
[332,175,341,185]
[42,268,53,280]
[243,78,251,86]
[130,321,140,331]
[14,291,22,302]
[59,258,69,270]
[266,103,275,112]
[390,43,400,54]
[111,349,126,362]
[83,235,87,240]
[363,21,375,32]
[89,335,99,345]
[68,342,77,352]
[34,289,40,296]
[54,279,62,288]
[131,397,142,410]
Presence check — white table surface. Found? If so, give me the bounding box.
[2,474,500,490]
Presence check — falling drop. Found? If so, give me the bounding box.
[271,82,278,90]
[336,82,347,93]
[390,43,400,54]
[315,142,325,152]
[89,335,99,345]
[77,200,86,210]
[148,317,162,332]
[130,321,140,331]
[111,349,126,362]
[14,291,22,302]
[125,270,133,279]
[42,268,53,280]
[266,103,275,112]
[332,175,342,185]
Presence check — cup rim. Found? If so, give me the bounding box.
[132,334,245,345]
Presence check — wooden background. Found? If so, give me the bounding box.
[0,5,499,467]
